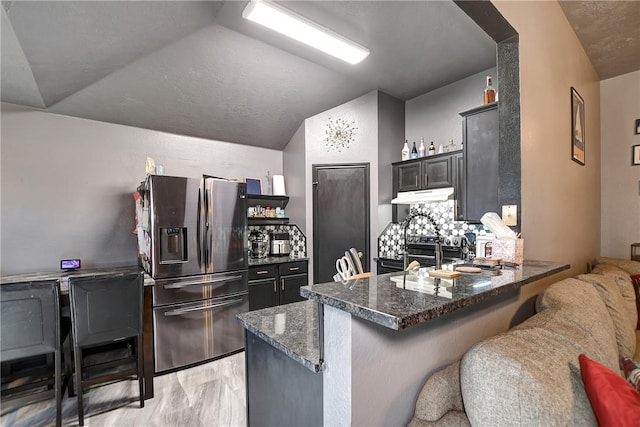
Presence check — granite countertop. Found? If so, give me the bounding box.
[237,300,320,372]
[1,266,153,293]
[300,260,569,330]
[248,256,309,267]
[237,259,568,371]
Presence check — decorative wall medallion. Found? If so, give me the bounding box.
[324,117,357,152]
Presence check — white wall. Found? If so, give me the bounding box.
[405,67,496,149]
[304,90,380,277]
[600,70,640,258]
[494,1,601,275]
[377,92,405,234]
[283,122,306,234]
[0,103,282,275]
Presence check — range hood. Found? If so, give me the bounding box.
[391,187,454,204]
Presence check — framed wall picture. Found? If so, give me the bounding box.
[635,118,640,135]
[633,145,640,166]
[245,177,262,195]
[571,87,585,165]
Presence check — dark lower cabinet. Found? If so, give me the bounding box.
[280,273,307,305]
[248,261,308,310]
[248,278,278,311]
[245,331,322,426]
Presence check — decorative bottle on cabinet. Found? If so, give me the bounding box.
[428,141,436,156]
[484,75,496,104]
[410,142,418,159]
[402,140,410,161]
[418,137,426,157]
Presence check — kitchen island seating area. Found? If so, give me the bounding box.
[238,260,572,425]
[408,257,640,426]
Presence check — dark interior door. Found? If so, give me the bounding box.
[312,164,370,284]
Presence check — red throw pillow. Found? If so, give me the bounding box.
[631,274,640,329]
[579,354,640,426]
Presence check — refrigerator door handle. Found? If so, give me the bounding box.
[197,186,203,267]
[163,297,245,316]
[163,274,244,289]
[205,182,214,272]
[204,184,210,268]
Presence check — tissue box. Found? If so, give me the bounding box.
[492,238,524,264]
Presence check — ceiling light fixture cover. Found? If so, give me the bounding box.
[242,0,370,65]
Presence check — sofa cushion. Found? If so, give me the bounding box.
[461,279,619,426]
[579,354,640,427]
[535,279,620,371]
[578,273,637,357]
[596,257,640,275]
[592,264,639,331]
[413,361,464,422]
[462,323,598,425]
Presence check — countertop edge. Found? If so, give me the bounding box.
[300,261,570,331]
[248,256,309,267]
[236,314,321,373]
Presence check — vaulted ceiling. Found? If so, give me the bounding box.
[1,1,496,150]
[3,1,637,151]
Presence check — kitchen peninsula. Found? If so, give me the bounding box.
[237,260,569,426]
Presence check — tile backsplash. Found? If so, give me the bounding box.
[378,200,490,260]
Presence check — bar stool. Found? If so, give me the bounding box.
[68,272,144,426]
[0,280,63,427]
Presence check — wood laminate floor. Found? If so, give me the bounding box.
[1,352,246,427]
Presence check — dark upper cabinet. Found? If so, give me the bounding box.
[396,162,422,192]
[460,103,499,222]
[422,156,452,189]
[452,152,465,221]
[392,151,460,222]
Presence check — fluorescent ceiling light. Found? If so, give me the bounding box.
[242,0,370,65]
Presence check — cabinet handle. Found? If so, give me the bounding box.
[414,176,418,186]
[256,270,269,275]
[289,267,299,271]
[273,279,276,293]
[281,278,285,291]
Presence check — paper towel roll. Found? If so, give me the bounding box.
[273,175,286,196]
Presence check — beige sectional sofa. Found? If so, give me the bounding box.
[408,257,640,426]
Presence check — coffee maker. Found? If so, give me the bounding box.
[249,230,269,258]
[270,232,292,256]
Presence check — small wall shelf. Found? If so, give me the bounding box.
[247,195,289,209]
[248,217,290,226]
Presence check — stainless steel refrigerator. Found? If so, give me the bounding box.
[136,175,248,373]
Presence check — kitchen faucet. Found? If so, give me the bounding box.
[401,208,443,273]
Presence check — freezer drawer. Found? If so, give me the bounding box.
[153,292,248,373]
[153,270,248,306]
